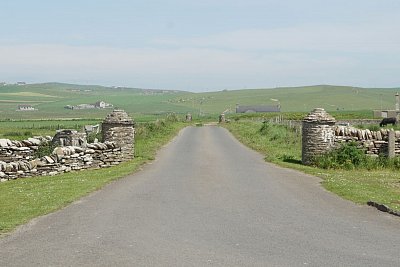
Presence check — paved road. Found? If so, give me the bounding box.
[1,126,399,266]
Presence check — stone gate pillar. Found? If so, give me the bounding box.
[102,109,135,160]
[219,113,225,123]
[186,113,192,122]
[302,108,336,165]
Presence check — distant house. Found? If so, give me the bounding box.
[236,105,281,113]
[16,82,26,85]
[95,100,113,109]
[17,104,35,111]
[95,101,106,108]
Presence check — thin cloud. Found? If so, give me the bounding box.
[0,44,353,74]
[154,20,400,53]
[0,40,397,91]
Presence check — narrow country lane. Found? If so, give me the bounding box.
[0,126,399,266]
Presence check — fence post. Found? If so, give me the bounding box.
[388,130,395,158]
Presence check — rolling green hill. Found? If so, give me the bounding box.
[0,83,193,120]
[0,83,399,120]
[173,85,400,115]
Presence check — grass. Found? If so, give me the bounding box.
[0,83,193,120]
[173,85,400,114]
[223,121,400,212]
[224,121,302,163]
[1,82,400,120]
[0,115,193,140]
[0,121,186,235]
[0,119,101,140]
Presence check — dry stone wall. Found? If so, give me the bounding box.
[0,140,125,181]
[0,109,135,182]
[334,125,400,156]
[0,136,51,163]
[302,108,400,165]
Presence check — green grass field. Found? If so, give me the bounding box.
[173,85,400,114]
[0,83,194,120]
[0,119,101,140]
[1,83,400,120]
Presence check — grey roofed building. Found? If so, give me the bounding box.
[236,105,281,113]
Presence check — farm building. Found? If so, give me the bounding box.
[373,92,400,118]
[64,100,113,110]
[95,101,113,108]
[236,105,280,113]
[95,101,106,108]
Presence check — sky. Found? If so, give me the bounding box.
[1,0,400,92]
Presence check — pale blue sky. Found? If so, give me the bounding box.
[1,0,400,91]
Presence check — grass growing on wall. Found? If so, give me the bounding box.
[223,121,400,212]
[0,121,186,235]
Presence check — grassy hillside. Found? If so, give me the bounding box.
[172,85,400,114]
[0,83,194,120]
[1,83,399,120]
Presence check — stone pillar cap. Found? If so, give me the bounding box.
[103,109,134,125]
[303,108,336,123]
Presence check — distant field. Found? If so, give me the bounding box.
[0,83,194,120]
[0,91,61,98]
[1,83,399,120]
[0,119,101,140]
[174,85,400,114]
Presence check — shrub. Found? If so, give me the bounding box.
[87,132,102,143]
[259,121,300,145]
[166,113,179,122]
[35,142,57,158]
[314,142,368,170]
[259,121,270,135]
[135,120,168,139]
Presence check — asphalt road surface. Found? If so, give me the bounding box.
[1,126,399,266]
